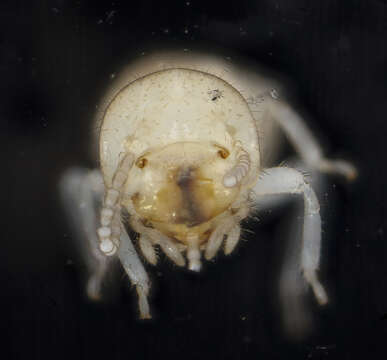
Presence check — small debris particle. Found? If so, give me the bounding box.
[106,10,116,23]
[270,88,279,99]
[239,27,247,36]
[243,336,252,343]
[208,89,223,101]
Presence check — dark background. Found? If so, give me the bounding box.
[1,0,387,359]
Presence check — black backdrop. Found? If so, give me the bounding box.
[1,1,387,359]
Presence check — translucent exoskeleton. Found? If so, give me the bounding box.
[60,50,356,332]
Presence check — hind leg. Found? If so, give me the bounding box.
[59,167,111,300]
[267,96,357,181]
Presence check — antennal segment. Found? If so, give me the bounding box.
[223,147,251,188]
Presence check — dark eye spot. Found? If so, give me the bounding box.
[218,148,229,159]
[141,219,154,228]
[230,208,239,215]
[136,158,148,168]
[203,229,212,237]
[131,192,140,202]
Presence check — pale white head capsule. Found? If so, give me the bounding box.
[99,67,260,269]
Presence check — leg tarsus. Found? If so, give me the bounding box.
[136,285,151,319]
[303,270,328,305]
[318,158,358,181]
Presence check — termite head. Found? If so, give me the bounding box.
[123,141,246,246]
[99,65,259,269]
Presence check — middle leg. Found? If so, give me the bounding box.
[252,166,328,305]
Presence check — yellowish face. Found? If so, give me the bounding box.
[123,142,240,244]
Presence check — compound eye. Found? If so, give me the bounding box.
[217,147,229,159]
[136,157,148,169]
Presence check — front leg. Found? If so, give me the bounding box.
[253,166,328,305]
[118,226,152,319]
